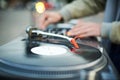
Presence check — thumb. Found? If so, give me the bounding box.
[43,18,52,28]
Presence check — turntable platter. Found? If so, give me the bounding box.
[0,37,102,67]
[0,37,107,79]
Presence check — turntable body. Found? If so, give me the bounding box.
[0,25,119,80]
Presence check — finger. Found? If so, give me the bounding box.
[67,25,89,36]
[77,20,84,24]
[76,33,92,38]
[39,13,48,29]
[68,21,85,33]
[71,25,83,31]
[79,33,93,38]
[39,13,46,24]
[43,18,52,28]
[67,25,83,36]
[77,29,99,38]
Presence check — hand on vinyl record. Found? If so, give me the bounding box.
[39,11,62,30]
[67,20,101,38]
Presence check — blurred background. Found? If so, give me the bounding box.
[0,0,103,46]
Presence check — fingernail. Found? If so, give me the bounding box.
[67,31,71,36]
[78,35,83,38]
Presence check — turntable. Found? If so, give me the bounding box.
[0,26,119,80]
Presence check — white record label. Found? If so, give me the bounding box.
[31,45,67,56]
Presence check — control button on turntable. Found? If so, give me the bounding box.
[31,45,67,56]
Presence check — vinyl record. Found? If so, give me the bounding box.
[0,36,107,79]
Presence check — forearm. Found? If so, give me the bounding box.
[59,0,106,22]
[101,22,120,44]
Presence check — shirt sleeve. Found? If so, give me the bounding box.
[101,22,120,44]
[59,0,106,22]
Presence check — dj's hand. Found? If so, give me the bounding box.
[39,11,62,30]
[67,20,101,38]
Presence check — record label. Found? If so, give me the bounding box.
[31,45,67,56]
